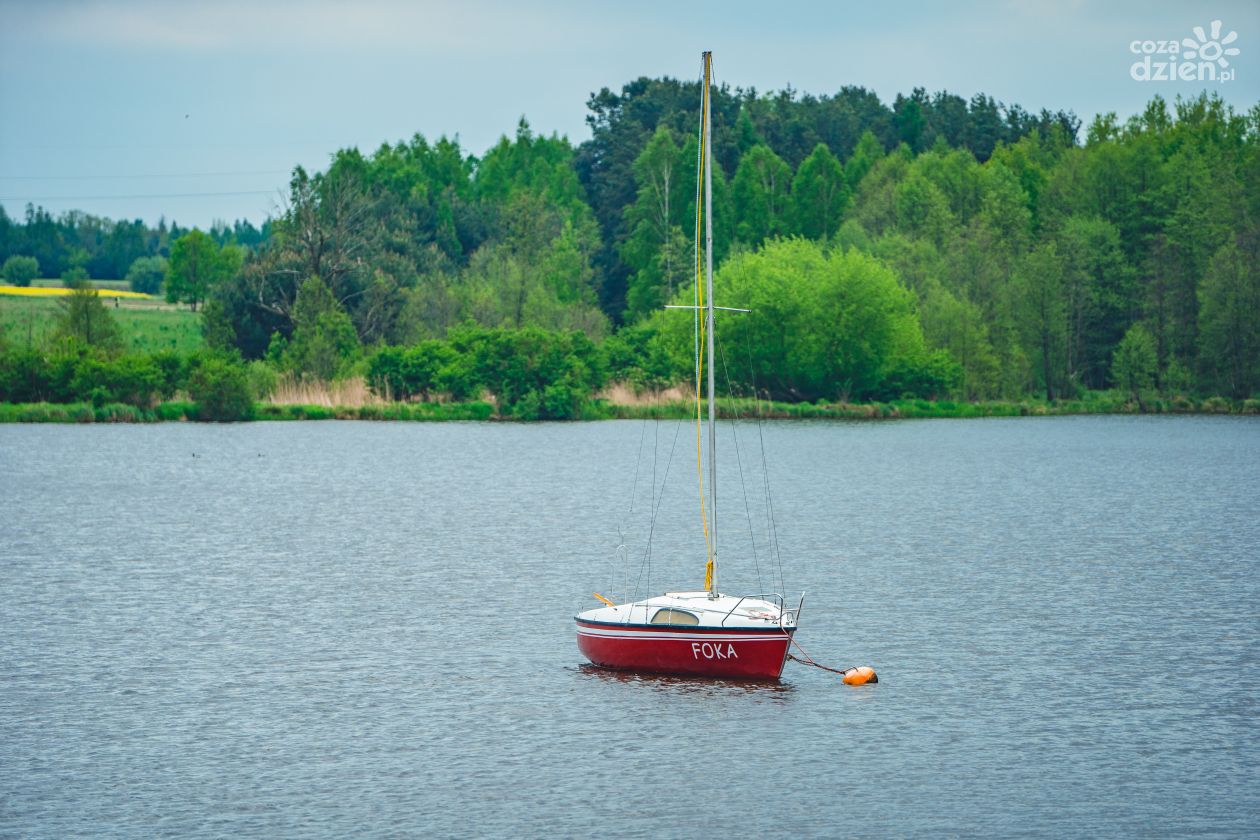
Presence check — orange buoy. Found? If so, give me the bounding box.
[842,666,878,685]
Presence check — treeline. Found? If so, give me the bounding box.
[3,79,1258,403]
[0,206,267,282]
[196,82,1083,358]
[577,79,1081,315]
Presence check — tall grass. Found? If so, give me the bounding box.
[266,375,387,408]
[597,383,690,406]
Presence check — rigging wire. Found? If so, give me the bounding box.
[632,417,684,603]
[745,336,786,595]
[716,330,764,595]
[614,419,651,603]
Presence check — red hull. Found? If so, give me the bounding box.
[576,619,794,679]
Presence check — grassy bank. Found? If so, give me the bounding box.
[256,401,495,421]
[0,400,497,423]
[1,394,1256,424]
[603,394,1260,420]
[0,401,196,423]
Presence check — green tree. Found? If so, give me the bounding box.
[731,144,792,245]
[1159,140,1236,365]
[125,255,167,295]
[919,282,1000,400]
[1055,216,1135,389]
[977,162,1032,250]
[200,298,238,351]
[893,171,954,248]
[912,147,986,224]
[55,286,121,352]
[624,226,690,321]
[475,119,592,227]
[673,132,735,263]
[621,126,692,321]
[166,230,241,311]
[893,90,927,152]
[657,238,927,401]
[1015,242,1068,400]
[210,165,376,358]
[279,276,362,380]
[61,266,89,287]
[1198,240,1260,398]
[789,144,849,240]
[444,188,607,336]
[1112,323,1157,409]
[2,255,39,286]
[844,130,885,191]
[850,145,913,238]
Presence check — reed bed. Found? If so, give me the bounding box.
[598,383,691,406]
[265,375,388,408]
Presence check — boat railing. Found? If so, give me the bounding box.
[718,593,787,626]
[780,592,805,628]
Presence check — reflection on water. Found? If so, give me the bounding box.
[572,663,798,700]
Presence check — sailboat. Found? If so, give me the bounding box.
[575,52,801,680]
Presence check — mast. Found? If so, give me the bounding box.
[704,51,717,598]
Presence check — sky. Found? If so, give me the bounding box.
[1,0,1257,230]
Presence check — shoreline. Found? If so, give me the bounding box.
[2,395,1256,424]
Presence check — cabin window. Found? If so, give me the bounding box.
[650,608,699,626]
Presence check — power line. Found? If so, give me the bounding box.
[0,190,279,201]
[0,170,290,180]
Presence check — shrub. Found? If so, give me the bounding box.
[543,381,582,419]
[366,341,460,400]
[149,351,189,399]
[2,255,39,287]
[246,360,277,401]
[875,350,963,401]
[187,355,255,421]
[154,401,194,421]
[451,324,605,418]
[69,354,163,407]
[0,347,51,402]
[93,403,146,423]
[1201,396,1232,414]
[510,390,542,421]
[125,255,167,295]
[602,324,677,392]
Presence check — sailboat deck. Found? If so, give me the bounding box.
[576,592,796,631]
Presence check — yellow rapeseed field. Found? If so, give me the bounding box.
[0,285,154,300]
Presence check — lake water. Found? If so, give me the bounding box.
[2,416,1258,837]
